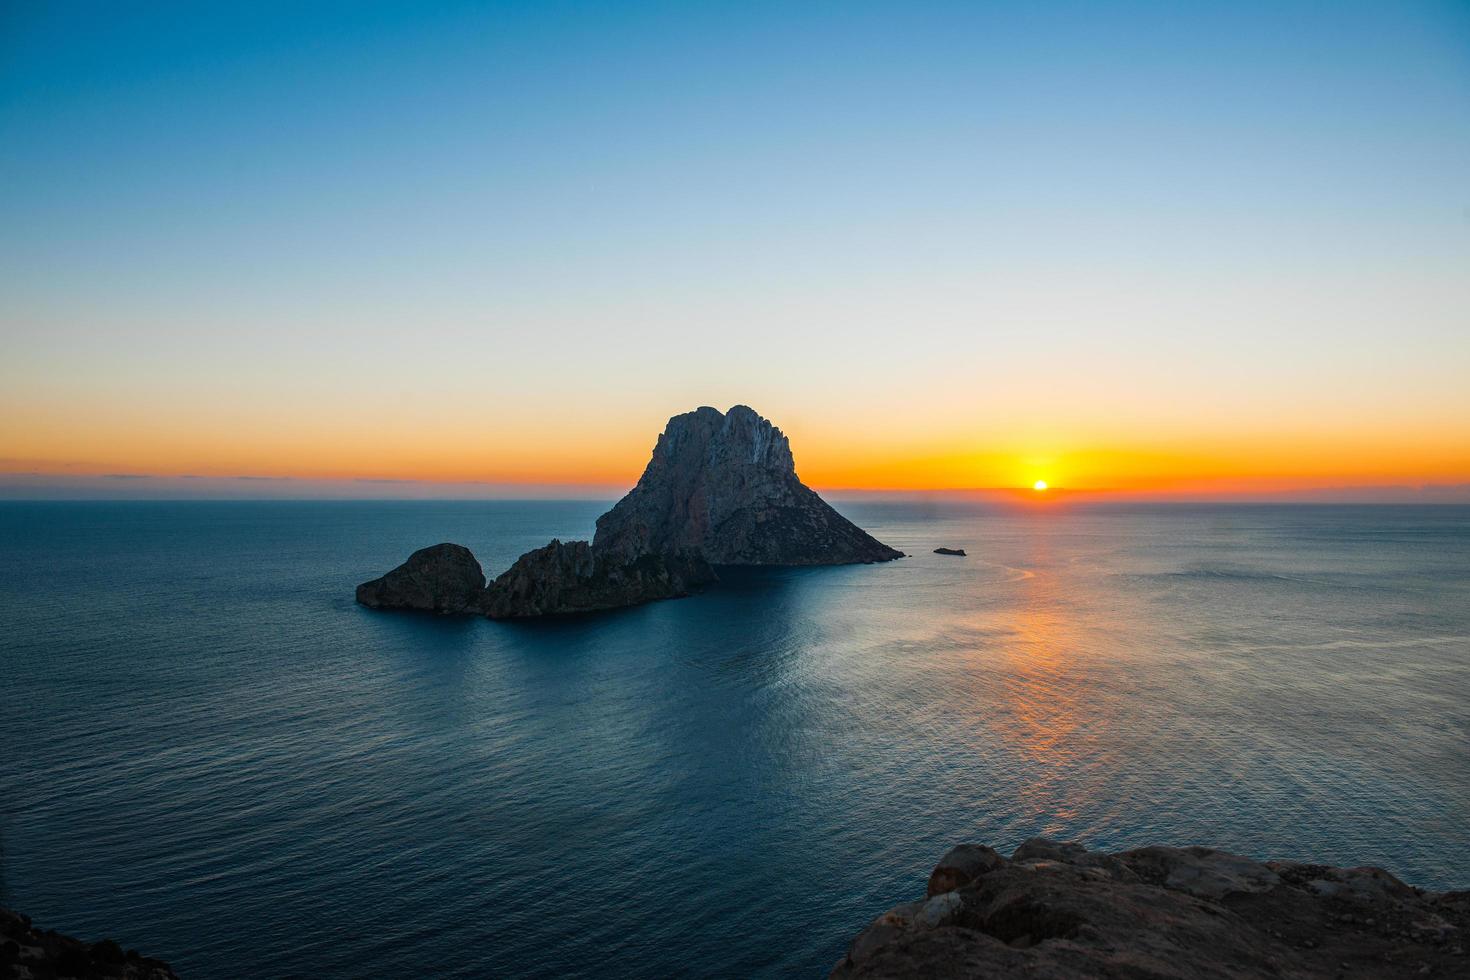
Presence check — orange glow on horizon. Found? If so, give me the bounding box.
[2,398,1468,497]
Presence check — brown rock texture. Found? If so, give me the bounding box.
[832,839,1469,979]
[480,539,716,618]
[354,542,485,613]
[593,405,903,566]
[1,908,178,980]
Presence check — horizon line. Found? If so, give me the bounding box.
[2,477,1468,505]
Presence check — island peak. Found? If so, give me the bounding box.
[594,404,902,566]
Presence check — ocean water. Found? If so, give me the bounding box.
[1,500,1467,978]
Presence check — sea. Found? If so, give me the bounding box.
[1,500,1467,978]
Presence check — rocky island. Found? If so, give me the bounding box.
[593,405,902,566]
[355,542,486,614]
[832,839,1468,978]
[356,405,902,618]
[479,539,716,618]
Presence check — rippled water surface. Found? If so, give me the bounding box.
[1,501,1467,977]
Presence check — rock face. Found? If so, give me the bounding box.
[480,539,717,618]
[355,543,486,613]
[1,908,178,979]
[833,839,1468,979]
[593,405,903,566]
[356,405,901,617]
[933,547,966,557]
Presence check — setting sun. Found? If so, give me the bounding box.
[1033,480,1048,491]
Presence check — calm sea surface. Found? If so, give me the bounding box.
[1,501,1467,977]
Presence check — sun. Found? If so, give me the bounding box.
[1033,480,1048,491]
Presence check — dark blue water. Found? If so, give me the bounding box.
[1,501,1467,977]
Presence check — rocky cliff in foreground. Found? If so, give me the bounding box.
[833,839,1468,979]
[1,909,178,979]
[356,405,901,618]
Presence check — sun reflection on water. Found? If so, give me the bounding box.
[964,528,1120,832]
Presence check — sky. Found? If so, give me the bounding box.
[2,0,1468,498]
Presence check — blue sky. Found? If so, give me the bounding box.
[2,1,1468,496]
